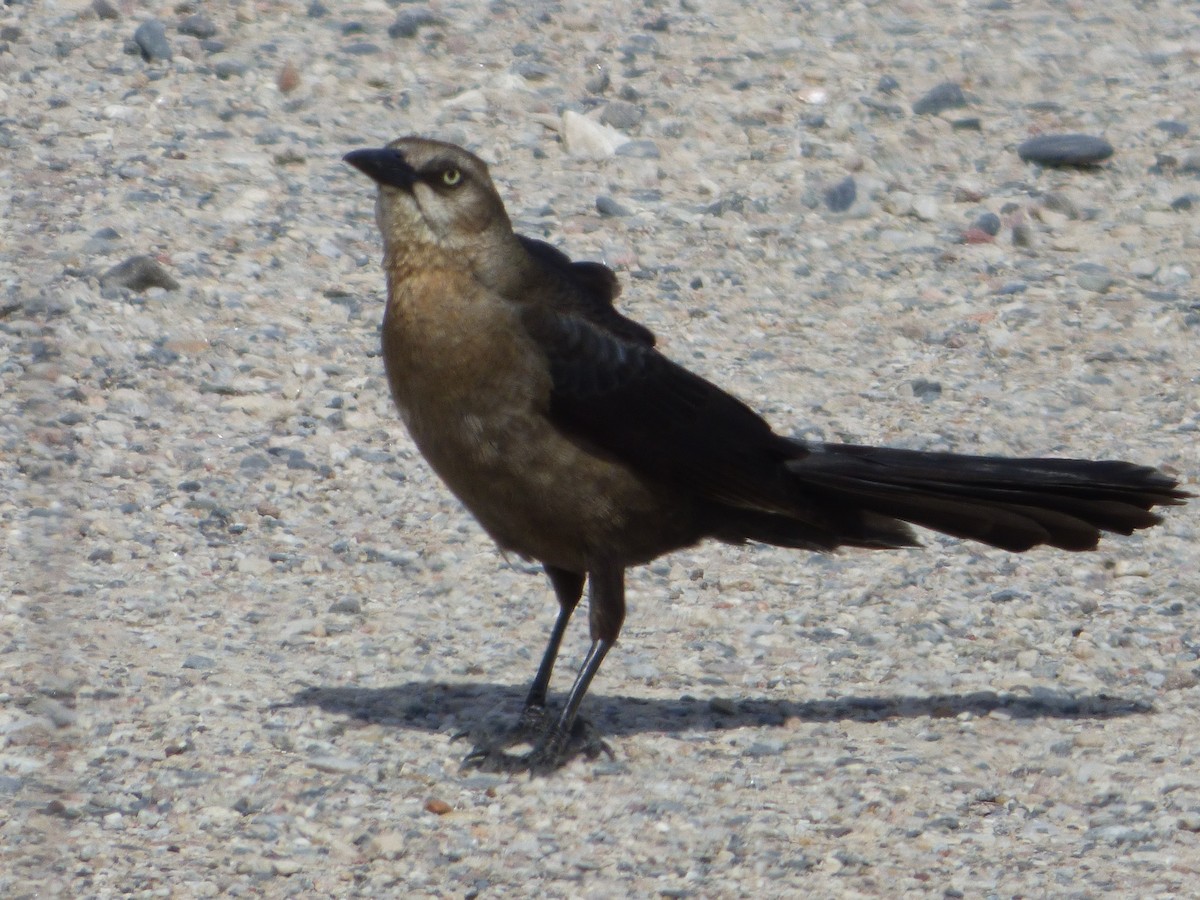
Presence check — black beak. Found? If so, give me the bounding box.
[343,147,416,189]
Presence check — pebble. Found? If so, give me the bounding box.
[974,212,1002,235]
[1129,258,1158,279]
[615,140,660,158]
[307,755,362,774]
[911,195,939,222]
[1011,220,1034,247]
[596,196,632,217]
[1076,270,1116,294]
[1017,134,1114,167]
[823,176,856,212]
[585,68,611,94]
[278,60,301,93]
[99,255,181,292]
[600,101,645,130]
[328,596,363,614]
[213,60,248,80]
[876,74,900,94]
[178,14,217,40]
[389,9,441,39]
[911,81,966,115]
[1155,120,1188,137]
[910,379,942,401]
[132,20,172,62]
[214,60,248,80]
[562,110,628,158]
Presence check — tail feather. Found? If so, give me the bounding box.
[785,443,1189,552]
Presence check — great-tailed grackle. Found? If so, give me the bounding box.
[343,137,1189,773]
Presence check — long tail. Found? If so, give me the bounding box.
[785,443,1189,552]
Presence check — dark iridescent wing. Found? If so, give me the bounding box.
[520,306,801,512]
[517,235,656,347]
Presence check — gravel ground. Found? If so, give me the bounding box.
[4,1,1200,896]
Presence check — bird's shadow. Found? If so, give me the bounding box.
[284,681,1152,737]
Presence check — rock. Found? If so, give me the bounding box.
[974,212,1002,235]
[562,110,628,159]
[615,140,660,158]
[178,14,217,40]
[912,81,966,115]
[99,256,181,292]
[596,196,632,217]
[1075,262,1118,294]
[214,60,248,80]
[1077,271,1116,294]
[1129,258,1157,279]
[823,176,856,212]
[883,190,913,216]
[1017,134,1114,167]
[388,9,441,39]
[308,755,361,774]
[1011,221,1034,247]
[133,20,172,62]
[912,195,939,221]
[278,60,301,93]
[600,101,644,130]
[1042,191,1080,219]
[442,89,487,111]
[585,68,610,94]
[911,379,942,401]
[329,596,363,615]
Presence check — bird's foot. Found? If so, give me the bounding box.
[458,707,612,775]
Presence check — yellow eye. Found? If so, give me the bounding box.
[441,168,462,187]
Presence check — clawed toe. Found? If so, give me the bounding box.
[458,709,612,774]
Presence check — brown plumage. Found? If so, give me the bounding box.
[344,137,1189,773]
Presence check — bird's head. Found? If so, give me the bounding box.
[344,137,512,261]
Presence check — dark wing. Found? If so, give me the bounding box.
[520,307,921,550]
[521,305,803,511]
[517,234,656,347]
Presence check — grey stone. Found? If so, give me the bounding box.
[1018,134,1114,167]
[912,81,966,115]
[133,20,172,62]
[99,256,181,292]
[178,14,217,40]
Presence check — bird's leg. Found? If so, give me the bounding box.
[460,565,583,768]
[526,562,624,773]
[516,565,584,733]
[462,563,624,774]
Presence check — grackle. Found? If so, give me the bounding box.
[343,137,1188,773]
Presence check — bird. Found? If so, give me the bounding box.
[342,136,1189,773]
